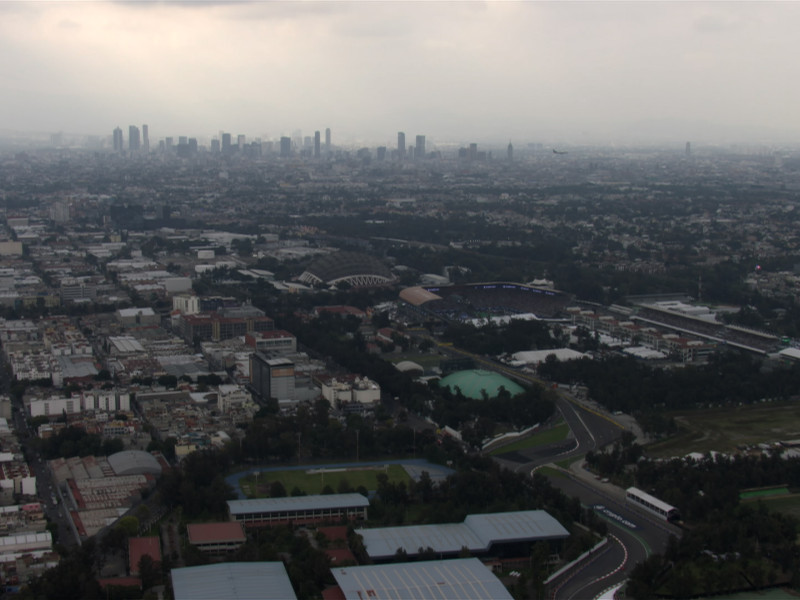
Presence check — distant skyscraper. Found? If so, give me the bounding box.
[280,136,291,157]
[325,128,331,151]
[142,124,149,153]
[415,135,425,159]
[237,134,246,151]
[377,146,387,161]
[397,132,406,159]
[165,137,174,151]
[210,139,220,154]
[507,141,513,161]
[178,136,188,145]
[685,141,691,157]
[128,126,140,152]
[469,143,478,161]
[113,127,123,152]
[221,133,232,154]
[314,131,321,158]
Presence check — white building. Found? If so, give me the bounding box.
[27,390,131,418]
[320,376,380,409]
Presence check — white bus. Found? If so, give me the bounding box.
[625,486,680,522]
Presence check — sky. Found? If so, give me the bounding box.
[2,1,800,147]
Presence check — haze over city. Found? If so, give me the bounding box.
[3,1,800,146]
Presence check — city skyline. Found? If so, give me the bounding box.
[3,2,800,146]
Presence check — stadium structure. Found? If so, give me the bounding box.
[298,251,396,288]
[399,282,572,324]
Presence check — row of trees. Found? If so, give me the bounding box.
[538,351,800,433]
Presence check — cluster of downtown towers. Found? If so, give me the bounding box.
[109,125,503,161]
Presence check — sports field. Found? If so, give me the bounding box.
[742,493,800,522]
[645,401,800,458]
[240,464,411,497]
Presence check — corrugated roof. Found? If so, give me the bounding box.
[332,558,514,600]
[107,450,162,476]
[465,511,570,546]
[359,510,569,560]
[228,493,369,516]
[187,522,246,545]
[171,562,297,600]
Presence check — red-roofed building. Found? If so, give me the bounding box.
[186,521,246,554]
[322,586,347,600]
[98,576,141,591]
[324,547,356,566]
[129,536,161,575]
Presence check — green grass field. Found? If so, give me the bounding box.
[645,402,800,458]
[743,494,800,522]
[488,421,570,456]
[535,465,568,479]
[740,487,790,501]
[240,464,411,497]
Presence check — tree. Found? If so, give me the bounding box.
[138,554,161,590]
[269,481,287,498]
[116,515,139,539]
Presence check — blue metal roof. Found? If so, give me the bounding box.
[171,562,296,600]
[332,558,514,600]
[228,493,369,516]
[358,510,569,560]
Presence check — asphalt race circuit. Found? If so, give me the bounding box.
[424,338,677,599]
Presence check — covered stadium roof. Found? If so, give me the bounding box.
[107,450,162,477]
[332,558,513,600]
[439,370,525,400]
[358,510,569,560]
[171,562,296,600]
[228,493,369,516]
[298,251,395,288]
[398,286,443,307]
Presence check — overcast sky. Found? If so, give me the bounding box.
[2,1,799,147]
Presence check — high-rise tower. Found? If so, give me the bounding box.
[142,124,149,153]
[397,132,406,159]
[280,136,291,157]
[113,127,123,152]
[507,141,513,162]
[128,126,140,152]
[314,131,321,158]
[325,128,331,152]
[415,135,425,159]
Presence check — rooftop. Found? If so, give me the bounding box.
[171,562,296,600]
[228,493,369,516]
[331,558,513,600]
[358,510,569,560]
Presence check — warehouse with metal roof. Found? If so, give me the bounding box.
[107,450,162,477]
[330,558,513,600]
[171,562,296,600]
[227,493,369,527]
[438,369,525,400]
[358,510,569,561]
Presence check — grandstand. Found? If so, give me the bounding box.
[298,251,395,288]
[400,282,572,324]
[632,304,780,355]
